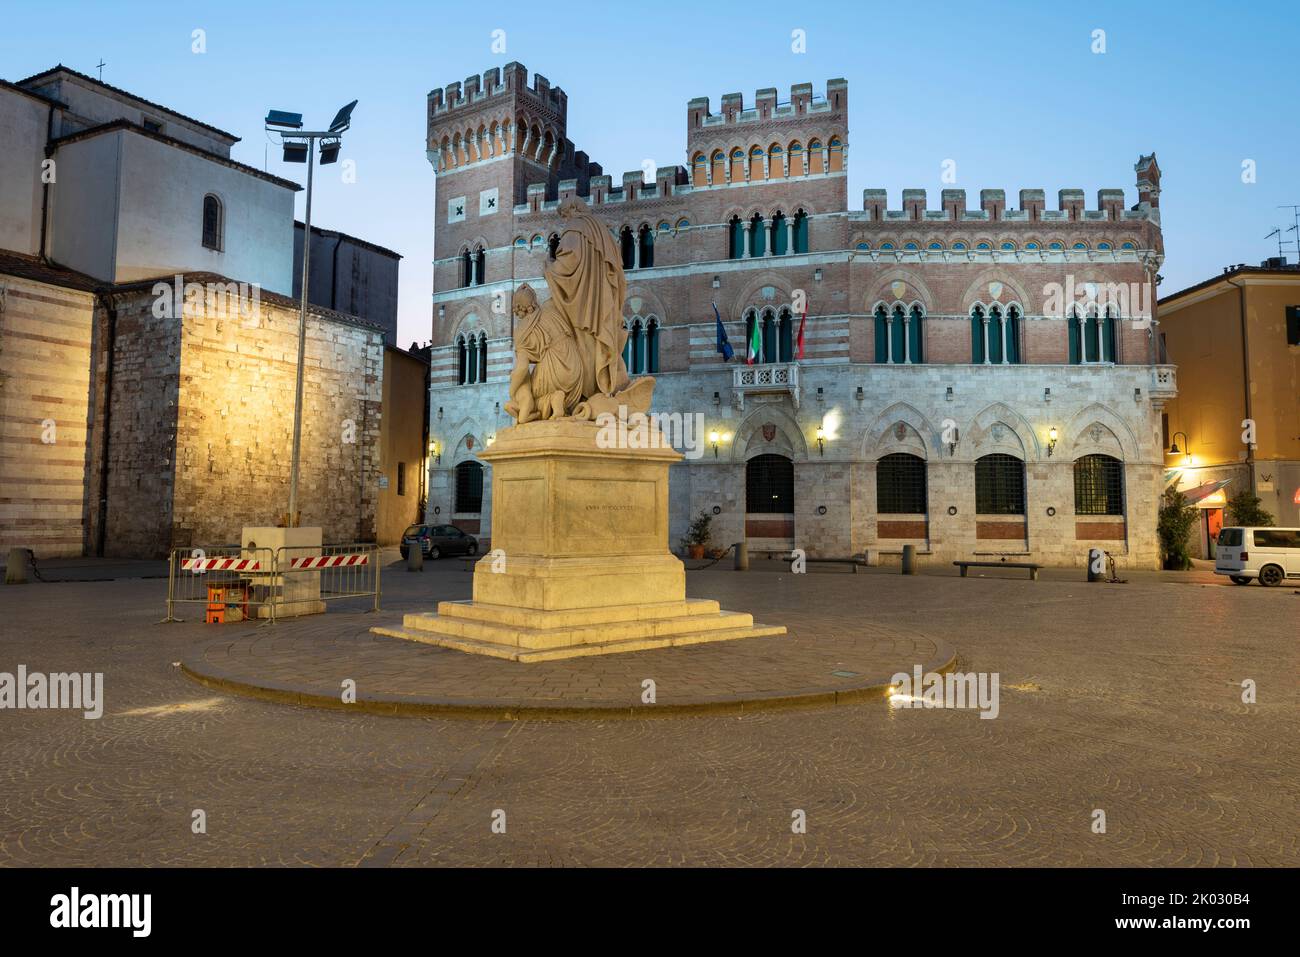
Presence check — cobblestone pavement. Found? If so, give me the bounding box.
[0,555,1295,866]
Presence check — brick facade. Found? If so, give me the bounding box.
[424,64,1174,568]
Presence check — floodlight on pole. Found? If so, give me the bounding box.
[265,100,357,527]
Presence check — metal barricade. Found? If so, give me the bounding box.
[164,542,380,623]
[271,542,381,618]
[164,545,276,623]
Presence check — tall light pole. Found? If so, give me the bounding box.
[265,101,356,527]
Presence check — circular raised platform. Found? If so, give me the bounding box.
[181,615,955,720]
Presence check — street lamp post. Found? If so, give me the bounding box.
[265,101,357,527]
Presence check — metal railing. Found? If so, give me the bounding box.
[164,543,380,623]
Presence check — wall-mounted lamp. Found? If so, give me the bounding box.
[1044,387,1052,403]
[486,433,496,447]
[816,386,824,403]
[815,425,826,456]
[1133,387,1142,402]
[814,268,823,282]
[948,427,959,456]
[1168,431,1190,464]
[709,430,720,458]
[430,440,441,465]
[1047,427,1059,457]
[712,391,720,406]
[712,275,721,289]
[945,386,954,402]
[437,406,444,420]
[855,385,864,401]
[438,305,445,320]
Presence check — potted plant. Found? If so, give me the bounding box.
[680,509,713,560]
[1157,488,1197,570]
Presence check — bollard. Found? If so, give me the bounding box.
[5,547,33,585]
[407,546,424,572]
[1087,548,1103,582]
[733,540,749,571]
[901,544,917,575]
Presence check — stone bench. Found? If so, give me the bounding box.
[954,560,1041,581]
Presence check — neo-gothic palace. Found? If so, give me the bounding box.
[424,62,1175,567]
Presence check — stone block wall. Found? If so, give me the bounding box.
[0,277,98,557]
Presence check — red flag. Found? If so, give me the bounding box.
[796,306,807,360]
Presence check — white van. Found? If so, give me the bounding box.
[1214,527,1300,586]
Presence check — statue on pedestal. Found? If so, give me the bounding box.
[504,199,654,424]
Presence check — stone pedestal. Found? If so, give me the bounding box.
[242,525,326,618]
[373,420,784,661]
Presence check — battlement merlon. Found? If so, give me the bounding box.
[427,61,568,122]
[859,157,1162,224]
[516,165,689,213]
[687,78,847,129]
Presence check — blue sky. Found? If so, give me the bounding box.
[4,0,1298,346]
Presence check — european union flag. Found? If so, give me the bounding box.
[713,302,734,361]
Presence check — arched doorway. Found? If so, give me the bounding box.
[745,453,794,547]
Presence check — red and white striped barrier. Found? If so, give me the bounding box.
[182,557,262,571]
[286,553,370,570]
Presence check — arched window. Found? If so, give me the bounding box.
[638,225,654,268]
[764,310,779,363]
[1005,305,1022,364]
[746,454,794,513]
[975,454,1026,514]
[728,216,744,259]
[730,148,745,182]
[877,453,927,514]
[473,246,486,286]
[1072,305,1116,364]
[908,304,925,363]
[621,320,633,371]
[620,227,635,270]
[692,152,708,187]
[547,233,559,259]
[987,305,1005,364]
[456,335,468,385]
[873,305,890,363]
[629,319,644,374]
[1068,306,1083,365]
[461,249,473,288]
[749,145,764,181]
[828,137,844,172]
[788,141,804,176]
[771,211,787,255]
[792,209,809,253]
[808,139,824,174]
[1074,454,1124,515]
[645,317,660,373]
[768,143,784,178]
[455,461,484,513]
[201,194,223,251]
[477,333,488,382]
[778,308,793,362]
[970,305,987,363]
[464,334,477,384]
[748,213,765,257]
[711,150,726,184]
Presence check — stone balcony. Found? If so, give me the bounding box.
[733,362,800,410]
[1150,364,1177,400]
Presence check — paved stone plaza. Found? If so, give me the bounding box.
[0,554,1295,867]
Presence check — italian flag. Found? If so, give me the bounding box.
[746,315,762,364]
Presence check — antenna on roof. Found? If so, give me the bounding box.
[1277,204,1300,266]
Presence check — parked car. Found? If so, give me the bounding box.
[400,524,479,560]
[1214,526,1300,586]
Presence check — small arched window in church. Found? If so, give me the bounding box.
[645,317,660,373]
[620,227,635,270]
[728,216,744,260]
[638,225,654,268]
[202,194,223,251]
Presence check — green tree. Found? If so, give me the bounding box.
[1158,488,1198,570]
[1226,489,1274,527]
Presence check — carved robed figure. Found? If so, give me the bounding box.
[505,199,654,423]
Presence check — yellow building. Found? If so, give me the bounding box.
[376,344,431,545]
[1157,262,1300,556]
